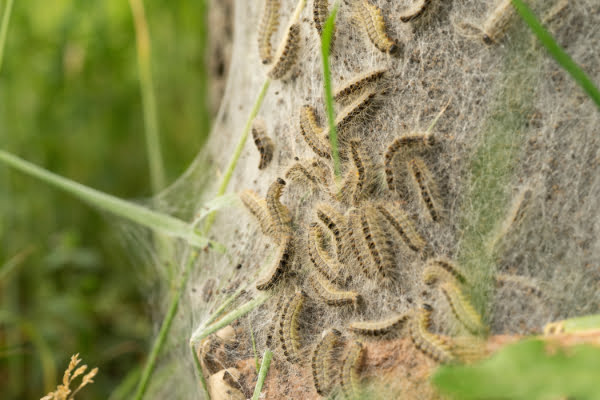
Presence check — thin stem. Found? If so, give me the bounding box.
[203,286,245,326]
[251,350,273,400]
[190,344,210,400]
[250,323,260,373]
[0,0,14,73]
[129,0,166,192]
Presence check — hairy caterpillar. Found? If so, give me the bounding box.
[316,204,347,260]
[285,158,331,189]
[266,295,286,348]
[334,68,387,105]
[409,304,455,363]
[422,258,467,285]
[440,282,487,335]
[408,157,443,222]
[311,328,343,396]
[308,222,341,282]
[256,236,294,291]
[299,105,331,159]
[345,207,371,276]
[278,290,306,363]
[313,0,336,48]
[258,0,281,64]
[375,203,426,253]
[399,0,432,22]
[360,205,396,281]
[355,0,399,54]
[266,178,292,238]
[309,273,361,307]
[481,0,516,44]
[349,139,378,205]
[239,190,274,237]
[384,133,435,190]
[340,341,364,400]
[251,118,274,170]
[268,23,301,79]
[348,313,408,336]
[335,88,381,136]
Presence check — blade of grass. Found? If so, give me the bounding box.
[129,0,166,192]
[321,2,341,181]
[251,350,273,400]
[0,0,14,73]
[0,150,220,250]
[190,343,210,400]
[511,0,600,110]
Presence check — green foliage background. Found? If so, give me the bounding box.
[0,0,210,398]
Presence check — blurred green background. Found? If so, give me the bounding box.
[0,0,211,398]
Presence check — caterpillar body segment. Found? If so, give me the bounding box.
[268,23,301,79]
[340,341,365,400]
[334,68,388,105]
[285,158,332,190]
[481,0,516,44]
[348,313,408,336]
[251,118,275,169]
[423,258,467,286]
[313,0,336,49]
[334,88,381,137]
[316,204,347,260]
[399,0,432,22]
[266,294,287,348]
[344,207,371,276]
[440,282,487,336]
[309,273,361,307]
[355,0,400,54]
[375,203,426,253]
[266,178,292,238]
[409,304,455,363]
[308,222,341,282]
[239,190,274,237]
[256,236,294,291]
[408,157,443,222]
[360,205,396,281]
[300,105,332,159]
[278,290,306,363]
[258,0,281,64]
[349,139,379,205]
[311,328,343,396]
[384,133,435,191]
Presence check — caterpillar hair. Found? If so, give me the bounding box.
[309,272,361,307]
[268,23,301,80]
[258,0,281,64]
[482,0,516,45]
[340,341,365,400]
[256,236,294,291]
[408,157,443,222]
[355,0,400,54]
[349,139,378,205]
[384,133,435,191]
[348,313,408,337]
[334,68,388,105]
[266,178,292,238]
[239,189,274,237]
[308,222,341,283]
[300,105,332,159]
[409,304,455,363]
[375,202,426,253]
[313,0,336,49]
[278,290,306,363]
[360,204,396,281]
[316,204,347,260]
[422,258,467,285]
[251,118,275,170]
[440,282,487,336]
[311,328,343,396]
[399,0,432,22]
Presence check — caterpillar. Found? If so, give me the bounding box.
[278,290,306,363]
[268,23,301,80]
[239,189,274,237]
[481,0,516,45]
[258,0,281,64]
[256,236,294,291]
[375,203,426,253]
[334,68,387,105]
[308,222,341,282]
[340,341,364,400]
[285,158,331,189]
[348,313,408,337]
[316,204,347,260]
[360,205,396,281]
[345,207,371,276]
[349,139,378,205]
[384,133,435,190]
[266,178,292,238]
[251,118,274,170]
[335,88,381,136]
[355,0,399,54]
[309,273,361,307]
[399,0,432,22]
[422,258,467,286]
[311,328,343,396]
[408,157,443,222]
[440,282,487,335]
[300,105,331,159]
[331,169,359,206]
[409,304,455,363]
[266,295,286,348]
[313,0,336,48]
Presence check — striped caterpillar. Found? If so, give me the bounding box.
[422,258,467,286]
[266,178,292,238]
[375,202,426,253]
[384,133,435,191]
[408,157,443,222]
[409,304,455,363]
[313,0,336,49]
[285,158,331,189]
[359,204,396,281]
[355,0,399,54]
[340,341,364,400]
[311,328,343,396]
[399,0,432,23]
[239,189,274,237]
[308,222,341,282]
[349,139,378,205]
[299,105,331,159]
[258,0,281,64]
[278,290,306,363]
[345,207,371,276]
[316,204,347,260]
[266,295,286,348]
[334,68,387,105]
[440,281,487,336]
[348,313,408,337]
[334,88,381,136]
[268,23,301,80]
[256,236,294,291]
[251,118,274,170]
[309,273,360,307]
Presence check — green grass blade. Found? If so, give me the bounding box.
[321,2,341,180]
[0,150,218,249]
[251,350,273,400]
[511,0,600,110]
[0,0,14,73]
